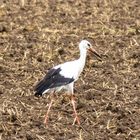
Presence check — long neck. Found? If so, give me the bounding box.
[78,48,87,69]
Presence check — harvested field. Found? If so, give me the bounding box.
[0,0,140,139]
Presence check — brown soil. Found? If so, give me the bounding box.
[0,0,140,140]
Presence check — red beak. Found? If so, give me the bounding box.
[88,48,102,61]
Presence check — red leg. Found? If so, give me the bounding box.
[71,95,80,125]
[44,98,53,124]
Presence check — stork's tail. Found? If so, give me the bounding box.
[34,80,49,96]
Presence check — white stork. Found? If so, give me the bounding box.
[34,40,102,125]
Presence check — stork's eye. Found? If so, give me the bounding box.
[87,43,90,47]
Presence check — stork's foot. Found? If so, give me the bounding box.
[73,115,80,125]
[71,95,80,125]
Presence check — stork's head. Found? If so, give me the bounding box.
[79,40,102,61]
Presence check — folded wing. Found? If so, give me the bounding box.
[34,67,74,96]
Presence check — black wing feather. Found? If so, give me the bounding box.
[34,68,61,91]
[34,68,74,96]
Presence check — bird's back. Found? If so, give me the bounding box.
[34,62,75,96]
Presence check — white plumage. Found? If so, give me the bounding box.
[34,40,101,125]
